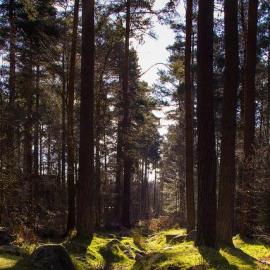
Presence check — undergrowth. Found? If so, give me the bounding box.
[1,228,270,269]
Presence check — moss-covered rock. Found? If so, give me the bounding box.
[2,228,270,269]
[30,244,76,270]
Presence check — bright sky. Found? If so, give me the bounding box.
[134,0,176,86]
[133,0,185,137]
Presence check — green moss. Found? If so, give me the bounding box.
[0,254,40,270]
[133,229,270,270]
[67,234,110,269]
[233,235,270,260]
[69,233,137,269]
[133,242,205,270]
[2,229,270,269]
[0,254,19,269]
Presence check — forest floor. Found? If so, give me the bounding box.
[1,226,270,269]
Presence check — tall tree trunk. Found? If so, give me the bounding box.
[267,22,270,143]
[159,173,164,216]
[66,0,79,233]
[61,51,67,190]
[139,159,144,218]
[195,0,216,248]
[23,59,33,222]
[114,74,123,224]
[236,0,247,233]
[240,0,258,238]
[95,84,102,228]
[143,157,149,219]
[95,121,101,228]
[103,130,108,221]
[76,0,95,238]
[121,0,132,229]
[153,166,157,216]
[95,50,111,228]
[217,0,239,246]
[33,66,40,176]
[39,124,43,175]
[0,94,4,225]
[23,67,33,178]
[47,124,51,175]
[240,0,247,128]
[184,0,195,233]
[7,0,16,163]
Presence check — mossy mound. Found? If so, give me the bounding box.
[1,228,270,269]
[132,229,270,270]
[68,233,141,270]
[30,244,76,270]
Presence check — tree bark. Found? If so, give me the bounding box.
[39,124,43,175]
[7,0,16,163]
[139,159,144,218]
[240,0,258,238]
[217,0,239,246]
[47,124,51,175]
[23,58,34,222]
[184,0,195,233]
[23,66,33,179]
[195,0,216,248]
[76,0,95,238]
[153,165,158,216]
[121,0,132,229]
[239,0,247,127]
[267,21,270,143]
[114,71,124,224]
[33,66,40,176]
[95,118,101,228]
[95,49,111,228]
[61,49,67,190]
[143,157,149,219]
[115,114,123,223]
[66,0,79,233]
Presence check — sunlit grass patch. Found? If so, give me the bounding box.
[0,254,19,269]
[69,233,137,270]
[133,229,270,270]
[68,234,110,269]
[2,228,270,269]
[0,254,38,270]
[233,235,270,260]
[143,228,187,252]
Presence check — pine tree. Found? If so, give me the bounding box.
[121,0,132,229]
[66,0,79,234]
[184,0,195,233]
[241,0,259,238]
[195,0,216,248]
[76,0,95,238]
[217,0,239,246]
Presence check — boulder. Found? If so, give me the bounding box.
[107,239,134,259]
[30,244,76,270]
[0,227,13,245]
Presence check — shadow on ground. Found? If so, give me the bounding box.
[198,246,259,269]
[1,233,270,270]
[1,257,39,270]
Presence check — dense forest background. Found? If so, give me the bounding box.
[1,0,270,267]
